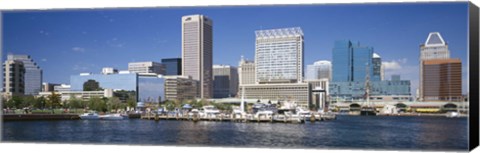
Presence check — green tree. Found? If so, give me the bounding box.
[68,96,83,113]
[34,96,47,109]
[127,97,136,111]
[46,92,62,109]
[108,97,122,113]
[22,95,36,108]
[8,96,23,109]
[83,79,102,91]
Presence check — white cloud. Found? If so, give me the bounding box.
[72,47,86,53]
[41,58,47,62]
[382,58,408,70]
[382,61,402,70]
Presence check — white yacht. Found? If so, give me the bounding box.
[99,114,128,120]
[80,112,100,120]
[201,105,220,118]
[446,112,460,118]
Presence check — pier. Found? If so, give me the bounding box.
[140,113,336,124]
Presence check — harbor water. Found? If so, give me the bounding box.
[2,115,468,151]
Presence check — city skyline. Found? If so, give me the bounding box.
[2,2,469,96]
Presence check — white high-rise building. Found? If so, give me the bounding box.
[419,32,451,101]
[255,27,304,84]
[305,60,332,81]
[128,61,165,75]
[182,14,213,99]
[238,56,255,85]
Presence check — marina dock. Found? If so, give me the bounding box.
[140,113,336,124]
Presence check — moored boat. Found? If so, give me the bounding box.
[99,114,128,120]
[80,112,100,120]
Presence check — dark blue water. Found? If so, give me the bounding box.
[2,115,468,151]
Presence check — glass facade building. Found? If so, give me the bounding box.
[138,75,165,103]
[7,54,42,95]
[330,40,409,101]
[70,72,166,103]
[305,60,331,81]
[329,76,411,101]
[332,40,380,82]
[161,58,182,75]
[70,73,137,91]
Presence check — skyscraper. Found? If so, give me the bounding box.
[422,59,462,101]
[419,32,450,101]
[182,14,213,99]
[7,54,42,95]
[332,40,379,82]
[305,60,332,81]
[213,65,238,98]
[2,59,25,96]
[255,27,304,84]
[419,32,451,101]
[161,58,182,75]
[372,53,382,81]
[330,41,408,101]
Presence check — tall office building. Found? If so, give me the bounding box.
[2,59,25,96]
[255,27,304,84]
[182,14,213,99]
[372,53,382,81]
[164,75,198,101]
[422,59,462,101]
[213,65,238,98]
[128,61,165,75]
[305,60,332,81]
[7,54,42,95]
[238,56,255,85]
[161,58,182,75]
[330,41,409,101]
[419,32,451,101]
[332,40,379,82]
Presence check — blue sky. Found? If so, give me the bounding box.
[2,2,469,95]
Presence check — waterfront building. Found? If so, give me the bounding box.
[161,58,182,75]
[422,59,462,102]
[164,75,199,101]
[2,59,25,96]
[102,67,118,75]
[238,83,311,107]
[213,65,238,98]
[54,84,71,92]
[255,27,304,84]
[305,79,329,110]
[38,89,113,102]
[42,82,60,92]
[138,73,165,103]
[330,40,408,101]
[70,70,165,103]
[329,75,411,102]
[419,32,452,101]
[7,54,42,95]
[238,56,255,85]
[305,60,332,81]
[182,14,213,99]
[128,61,165,75]
[332,40,380,82]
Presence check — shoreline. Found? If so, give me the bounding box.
[2,114,80,121]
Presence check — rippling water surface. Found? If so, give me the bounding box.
[2,115,468,151]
